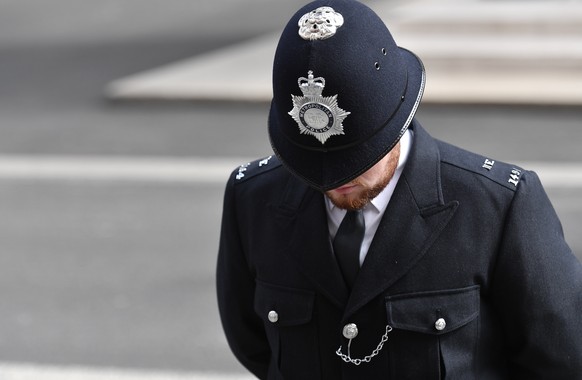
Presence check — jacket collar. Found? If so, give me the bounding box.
[273,121,458,314]
[344,121,458,318]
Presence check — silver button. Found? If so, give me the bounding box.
[435,318,446,331]
[268,310,279,323]
[342,323,359,339]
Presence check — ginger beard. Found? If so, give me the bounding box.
[325,142,401,211]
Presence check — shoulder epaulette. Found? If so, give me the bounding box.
[439,142,524,191]
[476,157,524,190]
[231,155,281,183]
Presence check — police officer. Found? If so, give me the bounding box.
[216,0,582,378]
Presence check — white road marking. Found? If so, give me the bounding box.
[0,155,251,184]
[0,362,254,380]
[0,155,579,188]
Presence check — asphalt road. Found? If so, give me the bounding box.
[0,0,580,377]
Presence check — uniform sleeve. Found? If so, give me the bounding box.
[492,170,582,378]
[216,175,270,379]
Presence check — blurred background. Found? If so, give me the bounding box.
[0,0,580,379]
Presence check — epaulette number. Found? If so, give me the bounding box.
[235,162,251,180]
[259,155,273,167]
[482,159,495,171]
[508,168,522,187]
[235,155,274,181]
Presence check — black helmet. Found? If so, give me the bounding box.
[268,0,425,191]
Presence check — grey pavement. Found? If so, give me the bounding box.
[106,0,582,105]
[0,0,581,379]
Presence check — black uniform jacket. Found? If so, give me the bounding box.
[216,122,582,379]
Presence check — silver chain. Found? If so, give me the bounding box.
[335,324,393,365]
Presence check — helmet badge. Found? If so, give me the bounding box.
[298,6,344,41]
[288,71,351,145]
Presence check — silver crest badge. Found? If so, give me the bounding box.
[298,6,344,40]
[288,71,350,145]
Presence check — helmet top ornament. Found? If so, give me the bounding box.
[298,6,344,41]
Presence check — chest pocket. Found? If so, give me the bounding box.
[254,281,319,379]
[385,285,480,380]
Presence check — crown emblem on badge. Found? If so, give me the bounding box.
[288,71,351,145]
[298,73,325,96]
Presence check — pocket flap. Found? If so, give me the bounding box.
[254,281,315,327]
[385,285,480,335]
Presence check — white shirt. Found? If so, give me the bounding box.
[325,129,413,266]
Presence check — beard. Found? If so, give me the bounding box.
[325,144,401,211]
[326,173,392,210]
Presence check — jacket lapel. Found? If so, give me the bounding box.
[272,175,350,309]
[344,122,459,318]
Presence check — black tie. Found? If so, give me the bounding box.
[333,210,365,289]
